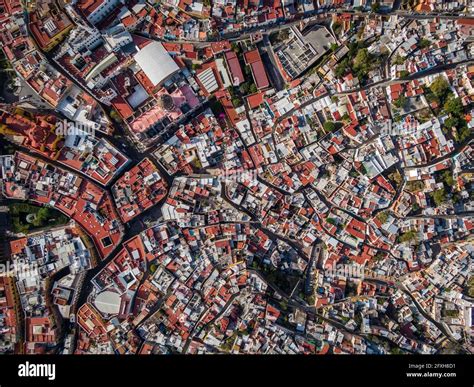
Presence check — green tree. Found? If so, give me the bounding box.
[371,2,380,12]
[244,65,252,76]
[389,171,403,187]
[239,82,250,95]
[430,76,450,100]
[444,116,459,130]
[231,42,240,54]
[431,188,448,206]
[109,109,122,123]
[441,170,455,187]
[406,180,424,192]
[443,96,463,117]
[398,230,417,243]
[467,276,474,298]
[393,54,405,65]
[399,70,410,79]
[232,97,242,108]
[323,121,337,132]
[353,48,374,80]
[393,95,407,109]
[376,211,389,224]
[335,60,348,78]
[333,22,342,35]
[418,38,431,49]
[32,207,50,227]
[354,48,370,69]
[457,125,471,142]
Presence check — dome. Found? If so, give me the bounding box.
[94,291,121,315]
[157,94,175,111]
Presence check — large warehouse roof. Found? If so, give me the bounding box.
[134,41,179,86]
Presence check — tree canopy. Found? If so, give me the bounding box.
[323,121,337,132]
[430,76,450,101]
[431,188,448,207]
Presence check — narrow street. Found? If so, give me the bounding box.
[0,2,471,359]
